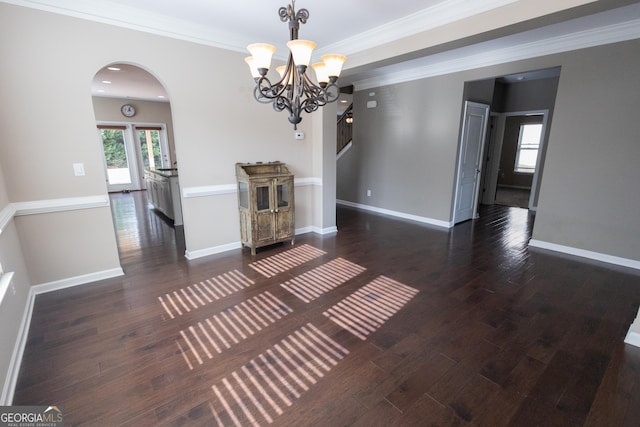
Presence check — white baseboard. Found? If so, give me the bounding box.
[528,239,640,271]
[1,266,124,405]
[1,286,36,405]
[296,225,338,235]
[184,226,336,260]
[185,241,242,260]
[31,267,124,295]
[337,199,453,229]
[337,141,353,160]
[316,226,338,235]
[625,331,640,347]
[625,307,640,348]
[295,226,314,235]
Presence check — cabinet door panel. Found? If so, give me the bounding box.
[255,185,270,211]
[275,210,293,240]
[256,211,275,242]
[274,177,294,240]
[276,182,290,208]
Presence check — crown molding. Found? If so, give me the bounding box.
[4,0,518,58]
[317,0,518,56]
[6,0,640,94]
[1,0,247,52]
[353,16,640,90]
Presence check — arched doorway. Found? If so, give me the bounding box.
[91,63,185,259]
[91,63,176,192]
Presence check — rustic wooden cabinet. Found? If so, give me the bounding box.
[236,162,295,255]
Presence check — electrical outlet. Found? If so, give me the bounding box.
[367,189,372,197]
[294,131,305,140]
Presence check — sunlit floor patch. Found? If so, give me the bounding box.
[248,244,326,278]
[177,291,293,369]
[323,276,419,340]
[209,323,349,426]
[159,270,254,318]
[280,258,366,303]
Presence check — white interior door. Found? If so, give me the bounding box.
[453,101,490,224]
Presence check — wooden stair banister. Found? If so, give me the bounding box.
[337,103,353,154]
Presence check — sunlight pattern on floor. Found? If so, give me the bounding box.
[280,258,366,303]
[177,291,293,369]
[323,276,419,340]
[249,244,326,278]
[158,270,254,318]
[209,323,349,426]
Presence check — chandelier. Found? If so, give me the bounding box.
[245,1,347,130]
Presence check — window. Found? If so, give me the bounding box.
[98,125,131,185]
[514,123,543,174]
[136,127,163,169]
[97,123,170,192]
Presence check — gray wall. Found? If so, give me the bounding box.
[340,75,464,222]
[338,38,640,263]
[494,77,560,113]
[534,40,640,259]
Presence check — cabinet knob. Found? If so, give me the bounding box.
[275,209,279,213]
[270,209,274,213]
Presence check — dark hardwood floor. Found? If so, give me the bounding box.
[13,191,640,426]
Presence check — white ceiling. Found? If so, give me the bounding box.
[93,64,169,101]
[11,0,636,102]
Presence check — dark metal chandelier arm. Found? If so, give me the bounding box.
[253,76,281,104]
[273,96,292,115]
[253,85,275,104]
[254,54,296,101]
[256,76,284,100]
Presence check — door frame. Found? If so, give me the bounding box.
[481,109,549,211]
[132,123,172,172]
[97,121,170,192]
[97,122,141,192]
[453,101,490,224]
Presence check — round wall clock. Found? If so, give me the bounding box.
[121,104,136,117]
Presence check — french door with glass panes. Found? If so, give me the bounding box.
[97,123,171,192]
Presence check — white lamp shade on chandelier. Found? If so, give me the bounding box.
[286,39,316,68]
[245,1,347,129]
